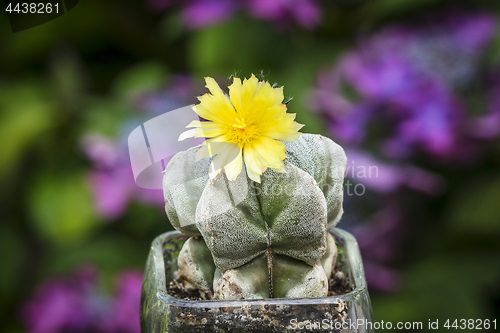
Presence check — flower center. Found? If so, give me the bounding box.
[232,117,246,129]
[229,117,256,146]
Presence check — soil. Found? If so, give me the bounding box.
[164,264,354,332]
[167,279,206,301]
[328,269,353,296]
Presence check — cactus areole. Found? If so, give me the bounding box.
[164,75,347,300]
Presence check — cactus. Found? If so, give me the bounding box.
[163,133,347,300]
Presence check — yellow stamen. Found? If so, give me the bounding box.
[233,118,246,128]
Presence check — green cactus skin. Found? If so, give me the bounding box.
[213,254,328,300]
[213,254,269,300]
[320,233,338,279]
[176,236,216,299]
[163,133,346,300]
[196,161,328,273]
[163,146,210,236]
[284,134,347,229]
[272,255,328,299]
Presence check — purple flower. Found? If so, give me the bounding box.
[146,0,236,28]
[468,76,500,139]
[21,267,142,333]
[335,29,466,158]
[340,29,418,101]
[147,0,321,29]
[311,11,498,162]
[243,0,321,29]
[362,261,401,294]
[345,149,445,196]
[387,82,464,159]
[22,267,100,333]
[137,75,205,115]
[328,104,372,145]
[82,134,164,220]
[97,272,143,333]
[310,68,374,144]
[448,12,497,52]
[469,109,500,140]
[181,0,238,30]
[348,204,405,293]
[112,272,142,333]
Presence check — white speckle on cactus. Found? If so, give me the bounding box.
[272,255,328,298]
[163,146,211,236]
[213,254,269,300]
[176,236,216,298]
[281,264,328,298]
[165,133,347,300]
[320,233,338,279]
[284,134,347,229]
[196,161,327,271]
[196,165,268,270]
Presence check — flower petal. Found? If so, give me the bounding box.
[243,137,287,182]
[228,77,244,112]
[195,96,235,124]
[195,135,232,160]
[204,77,235,116]
[210,142,241,180]
[185,120,226,138]
[239,74,260,112]
[223,147,243,181]
[179,128,198,141]
[243,146,264,183]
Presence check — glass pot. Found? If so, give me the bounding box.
[141,228,374,333]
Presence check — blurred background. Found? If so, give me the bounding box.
[1,0,500,332]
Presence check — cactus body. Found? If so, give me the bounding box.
[196,161,327,271]
[176,236,216,299]
[163,147,210,236]
[163,134,347,299]
[284,134,347,229]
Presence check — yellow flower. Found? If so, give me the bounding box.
[179,74,304,183]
